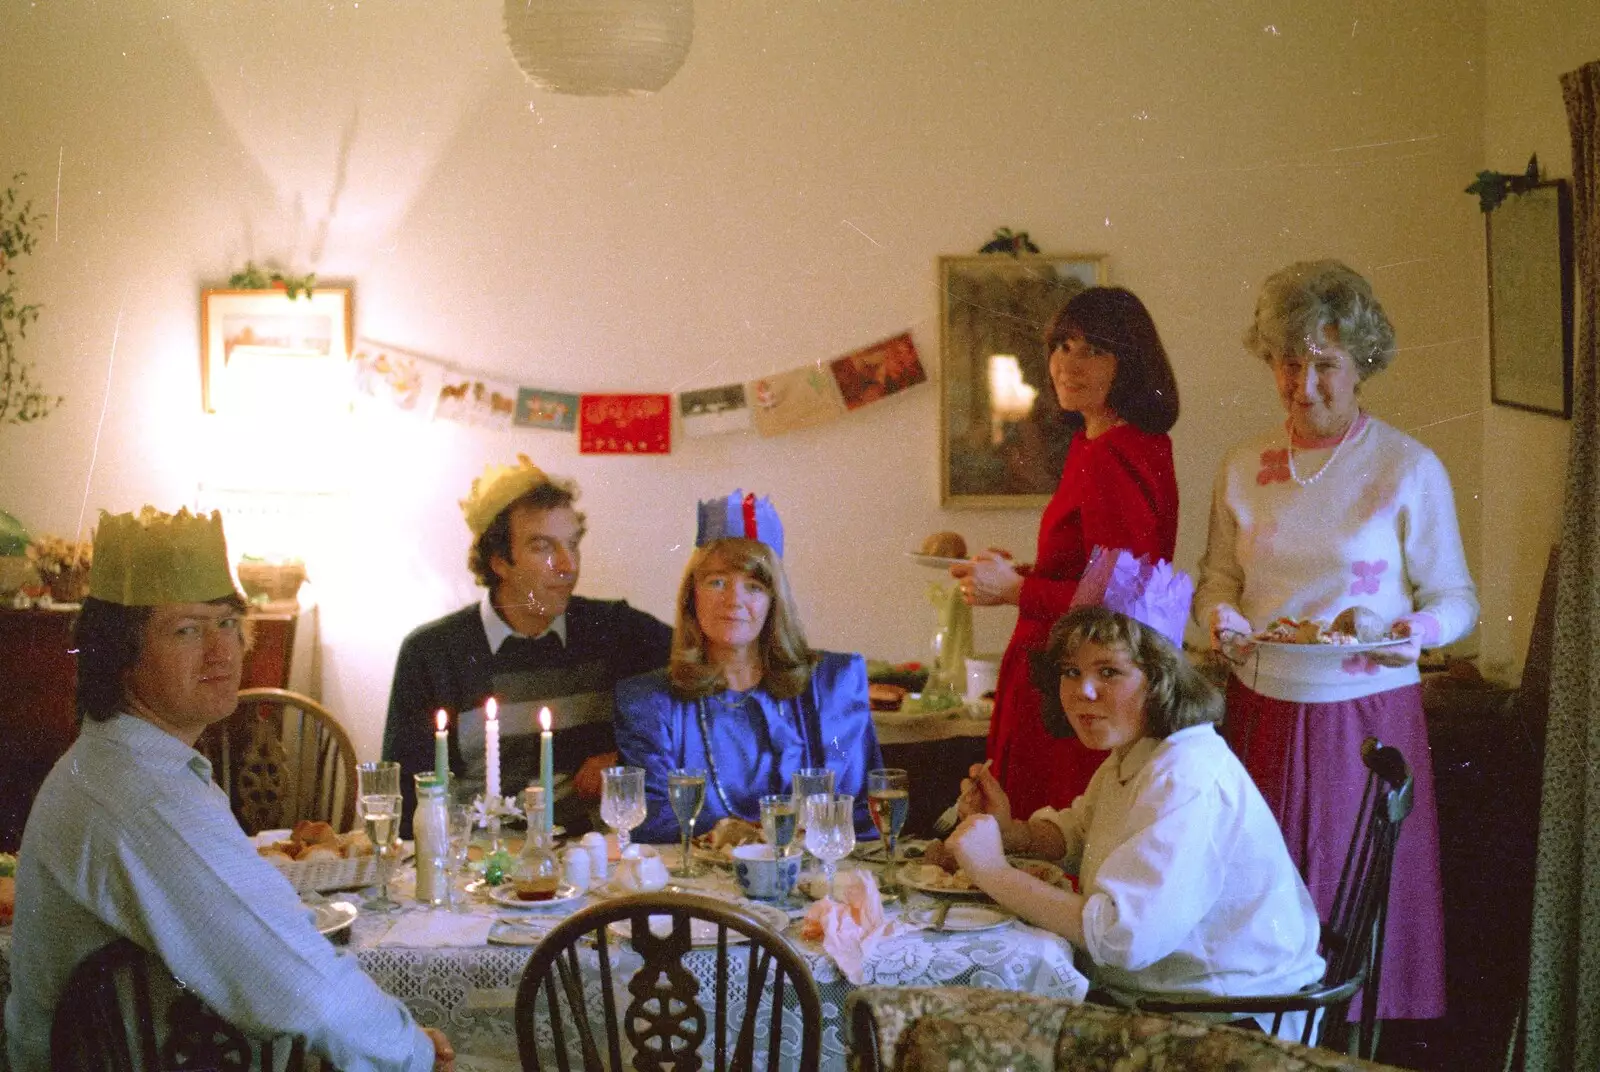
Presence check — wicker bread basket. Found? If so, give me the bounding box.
[267,853,378,895]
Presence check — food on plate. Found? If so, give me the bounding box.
[256,823,374,863]
[1256,617,1328,644]
[910,862,977,891]
[1331,605,1390,644]
[869,682,908,712]
[909,844,1063,892]
[704,816,765,852]
[920,531,968,559]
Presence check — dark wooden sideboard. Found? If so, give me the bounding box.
[0,606,302,852]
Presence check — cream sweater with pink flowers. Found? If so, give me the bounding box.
[1195,413,1479,703]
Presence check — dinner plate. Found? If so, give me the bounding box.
[489,882,584,909]
[897,858,1065,897]
[1250,637,1411,655]
[310,900,358,938]
[908,903,1015,932]
[487,916,566,946]
[905,553,970,570]
[607,901,790,947]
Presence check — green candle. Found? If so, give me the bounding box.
[539,706,554,831]
[434,709,450,791]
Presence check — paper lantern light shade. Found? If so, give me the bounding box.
[504,0,694,97]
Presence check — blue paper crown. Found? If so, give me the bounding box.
[696,490,784,557]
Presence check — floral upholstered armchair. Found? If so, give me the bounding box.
[847,987,1409,1072]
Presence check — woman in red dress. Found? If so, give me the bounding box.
[952,287,1180,820]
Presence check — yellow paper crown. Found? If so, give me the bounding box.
[459,454,576,537]
[89,507,240,606]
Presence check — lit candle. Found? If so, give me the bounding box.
[434,709,450,791]
[485,697,501,803]
[539,706,554,832]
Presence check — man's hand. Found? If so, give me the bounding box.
[573,752,617,800]
[423,1027,455,1072]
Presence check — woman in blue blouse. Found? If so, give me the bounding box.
[615,494,881,844]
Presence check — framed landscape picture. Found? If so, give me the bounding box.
[939,254,1107,507]
[201,287,353,414]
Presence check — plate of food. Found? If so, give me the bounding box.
[488,882,584,909]
[906,553,969,570]
[691,816,770,865]
[898,858,1065,897]
[1248,608,1410,654]
[607,901,790,947]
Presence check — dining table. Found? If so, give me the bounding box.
[0,844,1089,1072]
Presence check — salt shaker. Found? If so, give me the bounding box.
[561,847,592,892]
[580,831,609,883]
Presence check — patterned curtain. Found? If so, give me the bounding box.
[1524,58,1600,1072]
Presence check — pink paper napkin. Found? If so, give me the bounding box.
[799,870,900,983]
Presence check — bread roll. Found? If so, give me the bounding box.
[298,845,343,864]
[920,531,967,559]
[869,683,907,711]
[258,850,295,865]
[1331,605,1388,643]
[293,820,338,846]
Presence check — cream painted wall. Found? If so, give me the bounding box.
[0,1,1486,761]
[1478,2,1600,683]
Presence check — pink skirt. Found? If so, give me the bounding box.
[1224,678,1446,1022]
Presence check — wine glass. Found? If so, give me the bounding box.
[867,768,911,900]
[445,801,475,911]
[600,766,648,858]
[667,768,707,877]
[360,793,402,913]
[791,767,834,849]
[356,760,401,802]
[759,793,800,904]
[804,793,856,901]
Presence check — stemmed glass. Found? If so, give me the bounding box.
[791,767,834,851]
[360,794,402,912]
[667,767,707,877]
[867,768,910,900]
[600,766,648,858]
[445,801,475,911]
[760,793,800,904]
[804,793,856,901]
[356,762,402,912]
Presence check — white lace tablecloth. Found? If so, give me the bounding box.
[0,866,1088,1072]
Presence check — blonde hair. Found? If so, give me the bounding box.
[667,538,817,701]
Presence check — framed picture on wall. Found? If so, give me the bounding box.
[1487,180,1573,419]
[939,253,1108,508]
[201,287,354,415]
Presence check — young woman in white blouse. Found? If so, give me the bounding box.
[946,605,1324,1036]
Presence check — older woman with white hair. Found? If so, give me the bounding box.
[1194,260,1479,1027]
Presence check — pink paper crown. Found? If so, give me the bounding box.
[1069,547,1194,648]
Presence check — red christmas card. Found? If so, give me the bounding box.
[579,394,672,454]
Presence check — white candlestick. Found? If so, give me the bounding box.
[485,696,501,803]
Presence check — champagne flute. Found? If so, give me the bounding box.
[667,767,707,877]
[759,794,800,904]
[867,768,911,899]
[360,793,402,913]
[600,766,648,858]
[804,793,856,901]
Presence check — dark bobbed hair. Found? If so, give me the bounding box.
[1044,287,1180,435]
[75,594,251,723]
[467,482,585,589]
[1029,605,1220,740]
[668,537,818,702]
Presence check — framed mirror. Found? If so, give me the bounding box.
[939,253,1107,507]
[1487,180,1573,419]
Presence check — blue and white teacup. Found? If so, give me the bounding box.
[731,844,800,900]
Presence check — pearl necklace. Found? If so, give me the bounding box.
[1287,414,1358,487]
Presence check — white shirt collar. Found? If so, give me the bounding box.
[480,591,567,654]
